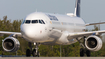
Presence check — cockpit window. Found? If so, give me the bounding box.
[24,20,45,24]
[39,20,42,24]
[41,20,45,24]
[25,20,31,24]
[22,20,25,24]
[32,20,38,23]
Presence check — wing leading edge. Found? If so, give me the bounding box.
[85,22,105,26]
[67,30,105,40]
[0,31,22,37]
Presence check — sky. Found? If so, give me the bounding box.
[0,0,105,30]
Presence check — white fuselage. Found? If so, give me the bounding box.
[20,12,86,45]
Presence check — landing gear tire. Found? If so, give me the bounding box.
[32,49,36,57]
[36,51,40,57]
[26,42,40,57]
[32,49,40,57]
[37,51,40,57]
[80,48,84,57]
[86,50,91,57]
[26,49,31,57]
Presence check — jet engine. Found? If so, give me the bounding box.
[85,35,102,51]
[2,37,20,52]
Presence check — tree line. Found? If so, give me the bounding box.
[0,16,105,57]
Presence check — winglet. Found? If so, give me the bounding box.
[74,0,81,17]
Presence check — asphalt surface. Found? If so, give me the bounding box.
[0,57,105,59]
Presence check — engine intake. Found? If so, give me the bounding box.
[85,35,102,51]
[2,37,20,52]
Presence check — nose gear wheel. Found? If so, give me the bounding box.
[26,42,40,57]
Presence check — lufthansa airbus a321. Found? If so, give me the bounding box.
[1,0,105,57]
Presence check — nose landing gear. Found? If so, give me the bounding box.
[32,49,40,57]
[26,42,40,57]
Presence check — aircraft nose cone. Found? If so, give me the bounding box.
[22,26,36,39]
[21,25,42,40]
[24,29,35,39]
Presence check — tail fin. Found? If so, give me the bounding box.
[74,0,81,17]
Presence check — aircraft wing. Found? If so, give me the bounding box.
[85,22,105,26]
[67,30,105,39]
[0,31,22,37]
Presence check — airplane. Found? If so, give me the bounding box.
[1,0,105,57]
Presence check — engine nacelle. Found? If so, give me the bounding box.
[2,37,20,52]
[85,35,102,51]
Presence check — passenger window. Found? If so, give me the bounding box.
[25,20,31,24]
[41,20,45,24]
[32,20,38,23]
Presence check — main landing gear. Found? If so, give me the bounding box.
[76,37,91,57]
[80,48,91,57]
[26,42,40,57]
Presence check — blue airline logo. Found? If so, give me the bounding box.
[47,14,58,21]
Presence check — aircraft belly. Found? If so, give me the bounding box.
[42,31,78,45]
[41,39,77,45]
